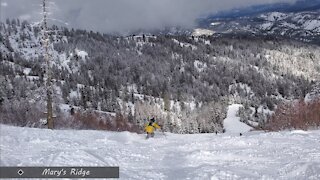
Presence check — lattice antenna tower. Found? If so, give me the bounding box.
[42,0,54,129]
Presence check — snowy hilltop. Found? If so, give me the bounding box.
[1,124,320,179]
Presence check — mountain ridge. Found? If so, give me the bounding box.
[202,0,320,20]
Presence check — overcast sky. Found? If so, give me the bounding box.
[0,0,297,34]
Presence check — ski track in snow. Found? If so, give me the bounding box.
[1,125,320,180]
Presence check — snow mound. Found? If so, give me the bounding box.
[290,130,309,135]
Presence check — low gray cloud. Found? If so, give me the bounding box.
[0,0,297,34]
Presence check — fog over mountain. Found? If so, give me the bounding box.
[0,0,297,34]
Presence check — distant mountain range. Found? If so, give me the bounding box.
[187,0,319,44]
[133,0,320,44]
[195,11,320,44]
[201,0,320,21]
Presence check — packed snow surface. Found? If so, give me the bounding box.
[224,104,252,134]
[1,124,320,179]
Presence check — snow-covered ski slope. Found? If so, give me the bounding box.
[1,124,320,180]
[223,104,252,134]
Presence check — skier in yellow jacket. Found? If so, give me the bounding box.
[144,117,161,139]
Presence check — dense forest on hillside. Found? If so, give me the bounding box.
[1,19,319,133]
